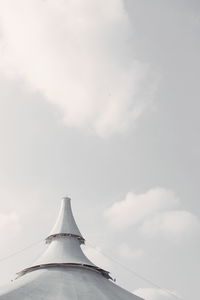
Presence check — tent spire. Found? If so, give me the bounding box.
[46,196,85,244]
[16,197,112,281]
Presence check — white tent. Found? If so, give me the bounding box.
[0,197,144,299]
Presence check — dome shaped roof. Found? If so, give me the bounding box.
[0,197,144,300]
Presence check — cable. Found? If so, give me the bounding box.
[0,239,44,263]
[86,241,185,300]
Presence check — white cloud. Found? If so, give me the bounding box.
[0,0,157,137]
[104,188,180,229]
[134,288,177,300]
[141,210,200,238]
[104,187,200,239]
[0,211,21,234]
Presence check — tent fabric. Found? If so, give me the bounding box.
[0,267,143,300]
[48,197,83,239]
[0,197,144,300]
[33,237,94,266]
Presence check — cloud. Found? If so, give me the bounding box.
[104,188,180,229]
[134,288,177,300]
[104,187,200,239]
[0,0,157,137]
[0,211,21,234]
[141,210,200,238]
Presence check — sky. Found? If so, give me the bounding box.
[0,0,199,299]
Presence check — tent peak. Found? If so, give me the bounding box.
[46,197,84,244]
[17,197,111,281]
[62,195,71,201]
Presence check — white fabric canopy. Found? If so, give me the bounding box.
[0,198,144,300]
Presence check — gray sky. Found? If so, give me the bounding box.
[0,1,199,299]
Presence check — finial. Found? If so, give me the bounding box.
[62,195,71,201]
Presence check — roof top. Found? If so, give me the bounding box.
[0,197,144,300]
[22,196,97,274]
[48,197,83,240]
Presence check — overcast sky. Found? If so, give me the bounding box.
[0,1,199,299]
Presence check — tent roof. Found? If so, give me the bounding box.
[0,267,143,300]
[0,197,144,300]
